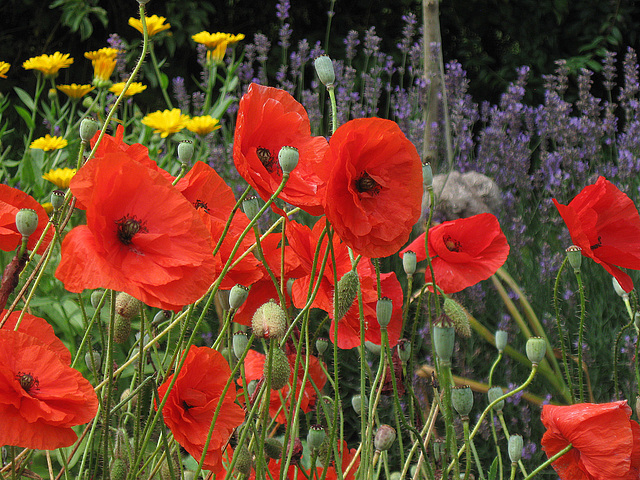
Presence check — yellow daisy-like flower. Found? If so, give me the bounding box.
[91,56,117,85]
[128,15,171,37]
[23,52,73,77]
[186,116,221,136]
[57,84,95,99]
[84,47,119,61]
[41,202,54,215]
[29,134,68,152]
[109,82,147,97]
[0,62,10,78]
[141,109,190,138]
[42,167,77,188]
[192,31,245,64]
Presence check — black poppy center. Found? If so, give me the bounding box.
[355,171,381,195]
[17,372,38,393]
[256,146,281,174]
[590,235,602,250]
[116,215,148,245]
[182,400,194,411]
[443,234,462,252]
[194,199,210,214]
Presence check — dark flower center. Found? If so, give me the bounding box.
[182,400,193,411]
[116,215,147,245]
[443,234,462,252]
[590,235,602,250]
[256,146,281,174]
[355,171,381,195]
[16,372,38,393]
[194,199,210,214]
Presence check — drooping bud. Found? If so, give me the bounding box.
[443,297,471,338]
[242,196,260,220]
[525,336,546,365]
[334,270,360,321]
[374,424,397,452]
[487,386,505,412]
[217,289,230,311]
[229,284,250,310]
[177,140,194,163]
[495,330,508,353]
[278,146,299,175]
[51,189,65,210]
[566,245,582,272]
[91,289,105,309]
[314,55,336,88]
[252,300,287,340]
[351,394,368,415]
[307,425,326,451]
[112,314,132,344]
[316,337,329,356]
[152,310,171,325]
[233,446,253,476]
[15,209,39,237]
[402,250,417,276]
[613,277,628,297]
[365,340,381,355]
[85,350,102,372]
[80,118,99,142]
[233,332,249,359]
[264,438,283,460]
[115,292,142,319]
[451,385,474,418]
[376,297,393,328]
[397,339,411,362]
[508,435,523,463]
[433,314,455,364]
[263,347,291,390]
[317,396,335,428]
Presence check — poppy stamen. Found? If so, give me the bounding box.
[443,234,463,252]
[116,215,148,245]
[194,199,210,214]
[590,236,603,250]
[355,171,381,195]
[182,400,193,411]
[16,372,39,393]
[256,147,281,174]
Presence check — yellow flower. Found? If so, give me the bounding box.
[0,62,10,78]
[141,109,190,138]
[192,32,245,64]
[109,82,147,97]
[29,134,68,152]
[57,84,95,99]
[42,167,77,188]
[186,116,221,136]
[84,48,119,61]
[128,15,171,37]
[23,52,73,77]
[92,56,117,85]
[41,202,54,215]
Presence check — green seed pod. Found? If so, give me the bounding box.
[177,140,194,163]
[525,336,546,365]
[233,446,253,476]
[443,297,471,338]
[376,297,393,328]
[314,55,336,87]
[397,339,411,363]
[229,284,250,310]
[232,332,249,360]
[278,145,299,174]
[85,350,102,372]
[451,385,474,417]
[264,347,291,390]
[508,434,523,463]
[351,394,368,415]
[112,314,132,344]
[242,196,260,220]
[252,300,287,340]
[115,292,142,319]
[15,209,39,237]
[334,270,360,321]
[402,250,417,276]
[51,189,65,210]
[495,330,508,352]
[316,337,329,356]
[566,245,582,272]
[423,162,433,188]
[487,386,505,412]
[374,424,396,452]
[433,315,455,364]
[80,118,99,142]
[307,424,326,451]
[264,438,283,460]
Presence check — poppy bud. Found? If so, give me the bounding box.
[278,145,299,175]
[112,314,132,344]
[397,339,411,362]
[159,451,180,480]
[110,458,128,480]
[316,337,329,356]
[233,446,253,476]
[91,289,105,309]
[351,394,367,415]
[217,289,231,311]
[487,386,505,412]
[85,350,102,372]
[566,245,582,272]
[247,379,258,397]
[314,55,335,88]
[229,284,250,310]
[233,331,249,359]
[264,438,283,460]
[318,396,335,427]
[15,209,39,237]
[115,292,142,319]
[252,300,287,340]
[402,250,417,276]
[80,118,99,142]
[525,336,546,365]
[376,297,393,328]
[635,313,640,331]
[495,330,508,353]
[307,425,326,451]
[443,297,471,338]
[374,424,396,452]
[242,196,260,220]
[152,309,171,325]
[423,162,433,189]
[334,270,360,321]
[433,315,455,364]
[178,140,194,163]
[613,278,627,298]
[264,347,290,390]
[451,385,474,418]
[508,434,523,463]
[51,189,65,210]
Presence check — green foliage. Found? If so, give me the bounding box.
[49,0,108,41]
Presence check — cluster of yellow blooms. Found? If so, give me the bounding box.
[142,109,221,137]
[191,31,245,65]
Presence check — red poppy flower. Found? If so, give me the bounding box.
[242,349,327,424]
[55,145,217,311]
[157,346,244,474]
[0,184,53,254]
[553,176,640,293]
[0,329,99,450]
[233,83,330,216]
[323,118,423,258]
[541,401,640,480]
[401,213,509,294]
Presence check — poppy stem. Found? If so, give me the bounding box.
[552,256,575,403]
[522,443,572,479]
[573,269,587,403]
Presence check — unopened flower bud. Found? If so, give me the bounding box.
[247,380,258,397]
[233,446,253,476]
[252,300,287,340]
[351,394,368,415]
[229,284,250,310]
[365,340,381,355]
[51,189,65,210]
[178,140,194,163]
[16,209,39,237]
[263,347,290,390]
[264,438,283,460]
[278,146,299,175]
[85,350,102,372]
[443,297,471,338]
[423,162,433,188]
[110,458,128,480]
[566,245,582,272]
[233,332,249,359]
[152,310,171,325]
[314,55,335,87]
[376,297,393,328]
[374,424,396,452]
[316,337,329,356]
[487,386,505,412]
[508,434,523,463]
[397,339,411,362]
[307,425,326,451]
[402,250,417,276]
[525,336,546,365]
[433,314,455,364]
[115,292,142,319]
[112,314,132,344]
[451,385,474,417]
[91,289,105,309]
[495,330,508,352]
[80,118,99,142]
[635,313,640,331]
[334,270,360,321]
[242,196,260,220]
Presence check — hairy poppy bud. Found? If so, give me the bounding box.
[16,209,39,237]
[307,425,326,451]
[91,289,105,309]
[112,314,132,344]
[508,434,523,463]
[278,145,299,175]
[495,330,508,352]
[488,386,505,412]
[314,55,335,87]
[334,270,360,321]
[229,284,250,310]
[80,118,99,142]
[443,297,471,338]
[402,250,417,276]
[452,385,474,418]
[252,300,287,340]
[376,297,393,328]
[374,424,396,452]
[525,336,546,365]
[233,446,253,476]
[264,438,283,460]
[51,189,65,210]
[264,347,290,390]
[177,140,194,163]
[110,458,128,480]
[397,339,411,362]
[115,292,142,319]
[351,394,367,415]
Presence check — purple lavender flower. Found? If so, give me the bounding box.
[107,33,128,80]
[276,0,290,20]
[344,30,360,63]
[172,77,190,113]
[363,27,381,58]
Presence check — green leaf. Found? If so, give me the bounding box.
[488,457,498,480]
[14,106,35,130]
[159,72,169,90]
[14,87,35,111]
